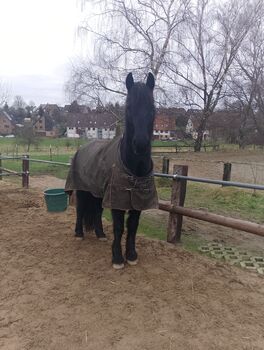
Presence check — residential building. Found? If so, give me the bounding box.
[186,110,210,140]
[65,111,117,139]
[153,108,186,140]
[0,111,15,135]
[33,112,58,137]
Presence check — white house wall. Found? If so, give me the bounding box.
[66,127,80,138]
[153,130,171,139]
[85,128,116,139]
[66,126,116,139]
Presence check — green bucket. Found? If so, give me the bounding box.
[44,188,68,212]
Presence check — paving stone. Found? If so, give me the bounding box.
[223,250,237,256]
[256,262,264,269]
[235,251,249,257]
[199,246,210,253]
[240,261,258,271]
[210,246,223,252]
[223,254,241,265]
[238,255,252,262]
[251,256,264,263]
[223,247,236,253]
[257,268,264,275]
[208,243,223,248]
[210,251,225,259]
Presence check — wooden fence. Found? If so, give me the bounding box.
[1,155,264,240]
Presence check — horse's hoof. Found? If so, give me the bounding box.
[127,259,138,266]
[112,263,125,270]
[75,235,84,241]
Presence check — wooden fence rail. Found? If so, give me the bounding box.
[159,203,264,238]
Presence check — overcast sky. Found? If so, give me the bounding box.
[0,0,85,106]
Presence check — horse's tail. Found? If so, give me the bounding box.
[76,190,103,232]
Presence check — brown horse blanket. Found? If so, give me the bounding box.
[65,136,158,211]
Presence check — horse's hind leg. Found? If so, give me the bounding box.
[93,198,107,241]
[75,190,86,239]
[126,210,141,265]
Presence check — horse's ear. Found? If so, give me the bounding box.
[126,73,134,91]
[146,72,155,90]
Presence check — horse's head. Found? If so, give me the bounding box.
[125,72,155,155]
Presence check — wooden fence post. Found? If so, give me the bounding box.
[0,153,2,181]
[222,163,232,184]
[49,144,52,161]
[162,157,170,174]
[22,155,29,188]
[167,165,188,243]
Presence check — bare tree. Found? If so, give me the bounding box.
[0,80,10,107]
[235,17,264,138]
[166,0,263,151]
[225,14,264,149]
[17,124,39,152]
[67,0,190,105]
[12,95,27,110]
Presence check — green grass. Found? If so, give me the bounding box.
[152,140,194,147]
[157,182,264,224]
[0,137,88,155]
[0,154,72,179]
[103,209,167,241]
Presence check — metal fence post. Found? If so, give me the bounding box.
[167,165,188,243]
[0,153,2,181]
[22,155,29,188]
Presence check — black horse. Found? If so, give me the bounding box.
[65,72,157,269]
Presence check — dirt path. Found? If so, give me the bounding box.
[1,179,264,350]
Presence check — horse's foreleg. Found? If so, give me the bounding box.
[75,190,86,239]
[111,209,125,269]
[126,210,141,265]
[94,204,107,241]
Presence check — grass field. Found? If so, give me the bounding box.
[0,137,88,156]
[2,135,263,155]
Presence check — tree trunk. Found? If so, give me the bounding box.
[194,130,204,152]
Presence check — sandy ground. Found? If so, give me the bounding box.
[1,178,264,350]
[153,149,264,184]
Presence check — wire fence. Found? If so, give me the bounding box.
[1,155,264,191]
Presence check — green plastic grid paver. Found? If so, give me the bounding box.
[251,257,264,263]
[210,251,225,259]
[257,268,264,275]
[240,261,258,270]
[199,246,210,253]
